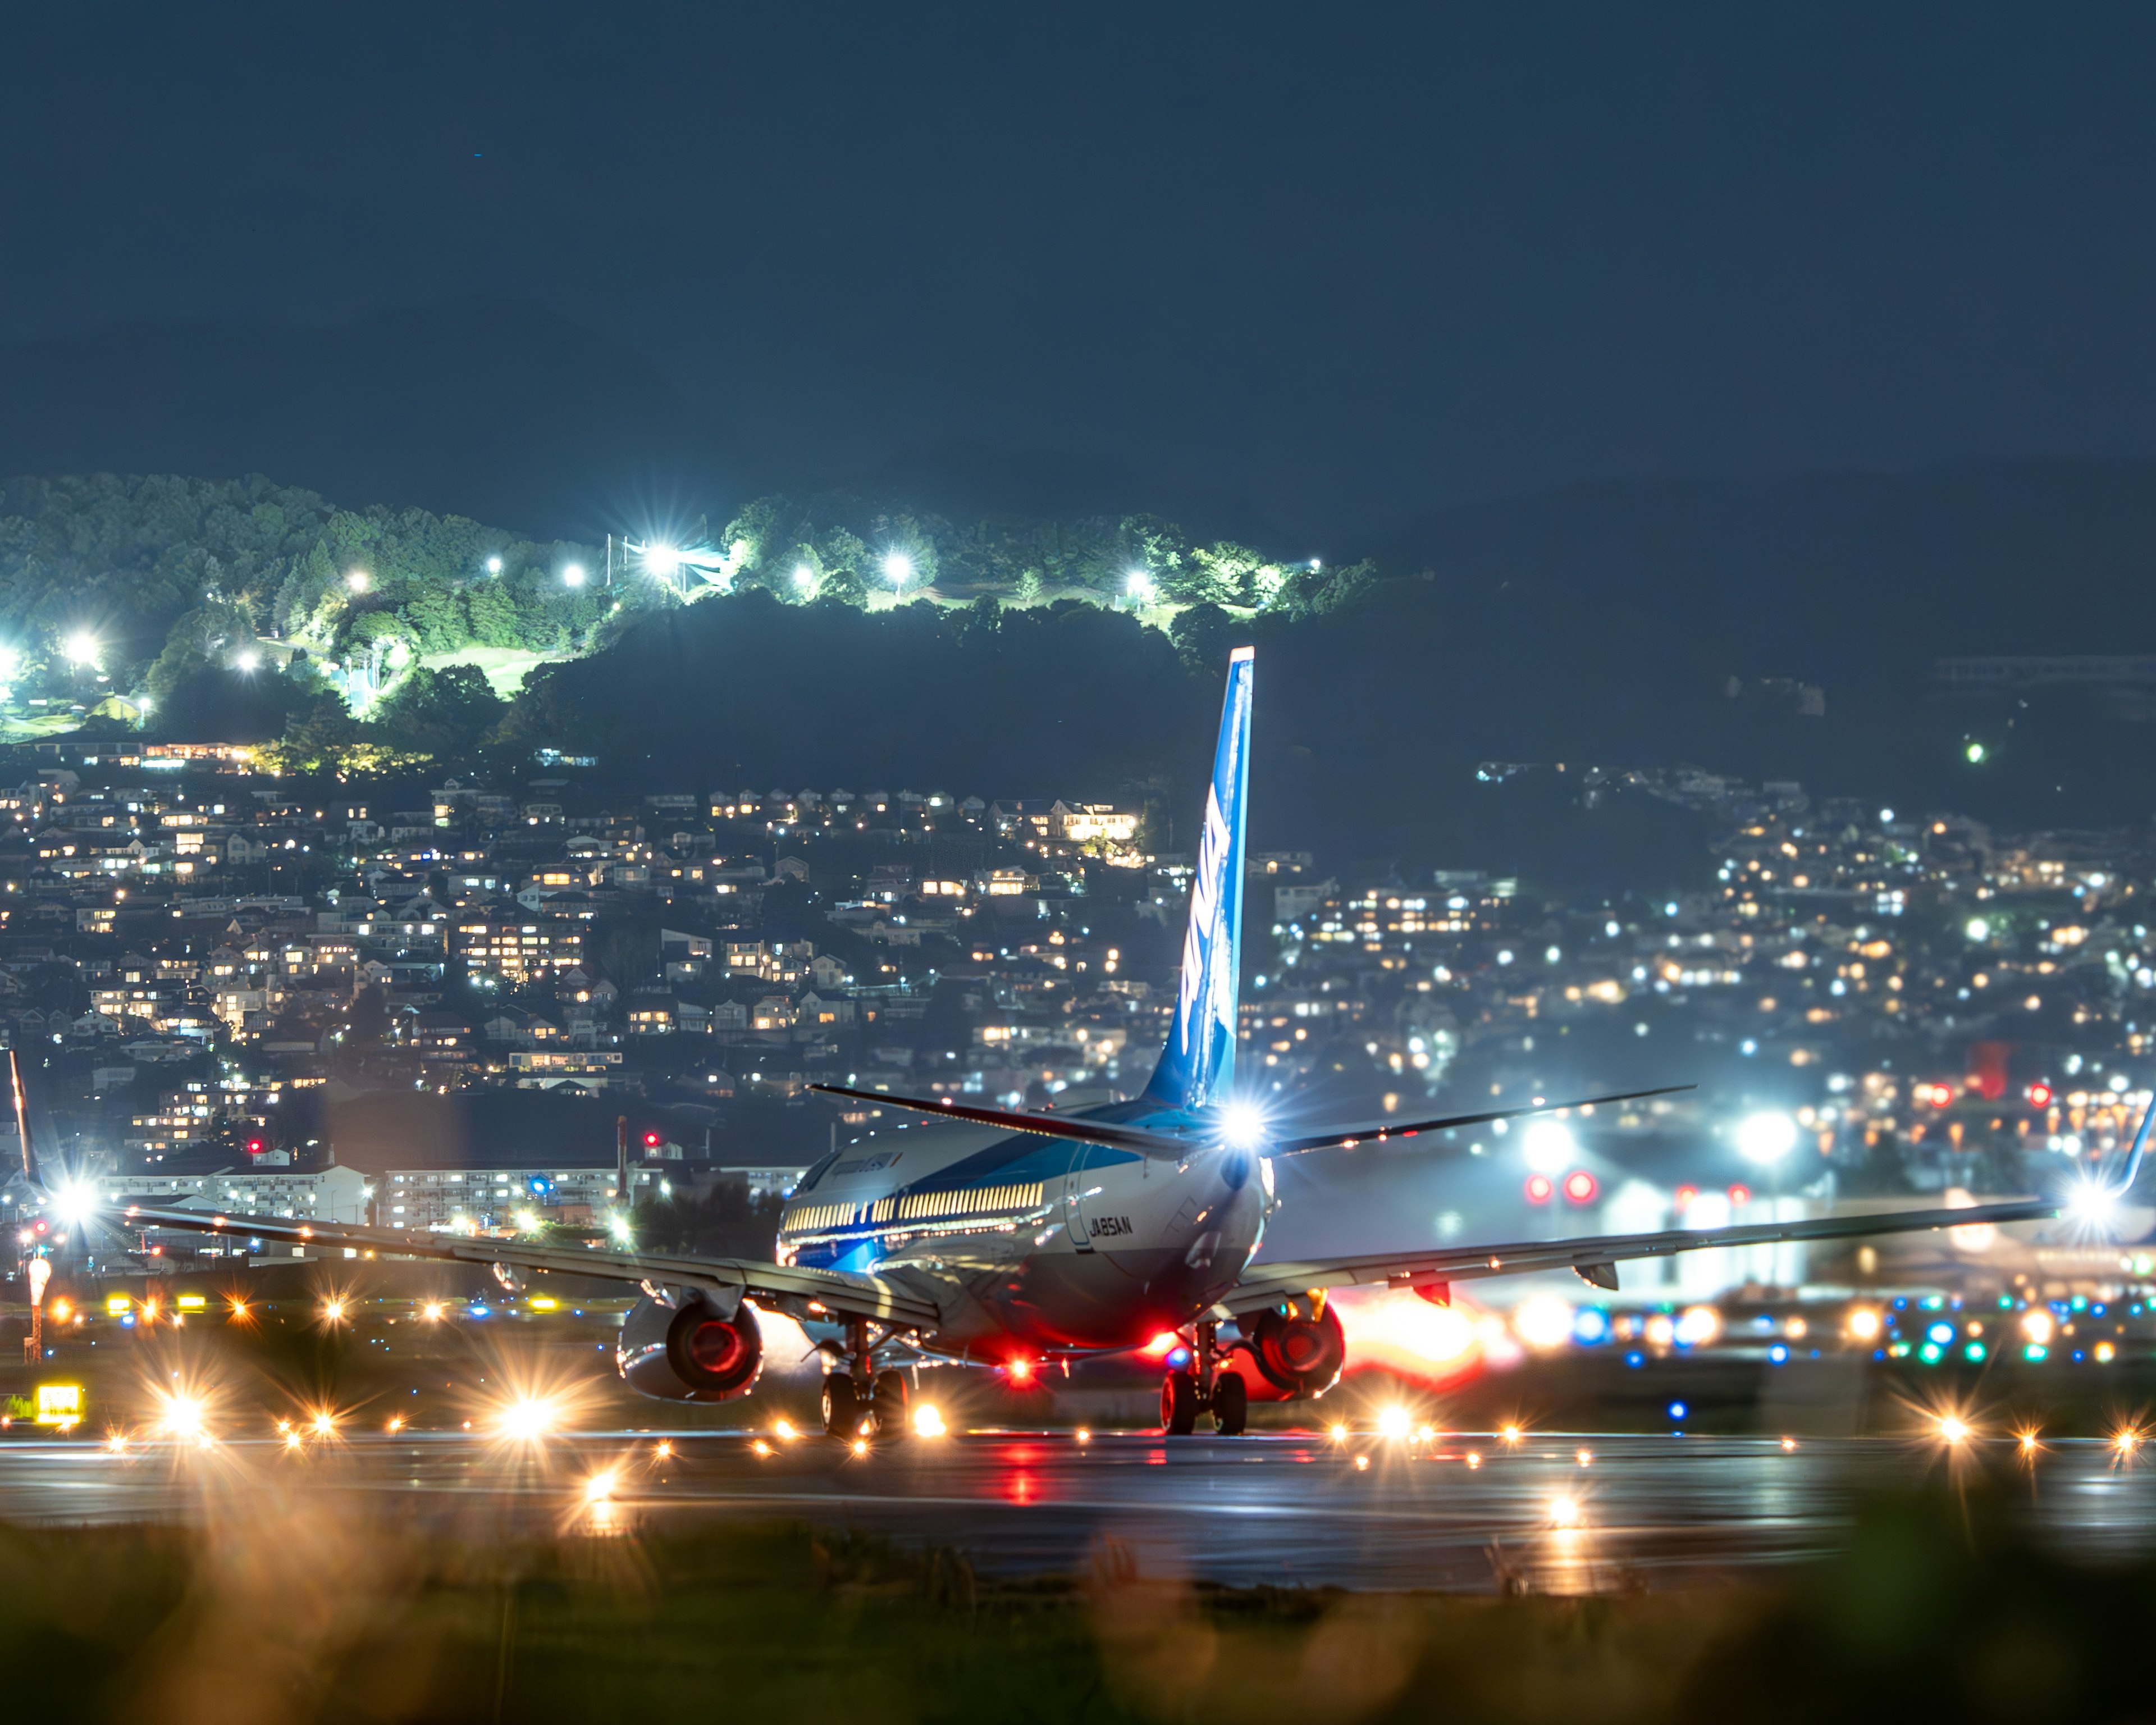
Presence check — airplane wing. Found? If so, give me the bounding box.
[1216,1197,2058,1315]
[102,1202,945,1331]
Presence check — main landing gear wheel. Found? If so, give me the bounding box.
[872,1370,910,1439]
[821,1372,865,1439]
[1161,1368,1199,1435]
[1211,1372,1248,1436]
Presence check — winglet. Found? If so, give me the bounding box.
[2118,1087,2156,1195]
[9,1049,37,1193]
[1145,647,1254,1112]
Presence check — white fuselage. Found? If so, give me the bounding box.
[775,1112,1272,1355]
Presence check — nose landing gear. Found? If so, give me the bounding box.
[1160,1320,1248,1435]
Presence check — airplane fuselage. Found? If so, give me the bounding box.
[776,1104,1272,1356]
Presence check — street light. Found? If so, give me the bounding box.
[792,564,815,590]
[563,564,587,588]
[62,631,99,667]
[346,571,369,594]
[881,551,914,587]
[643,545,682,578]
[485,555,503,576]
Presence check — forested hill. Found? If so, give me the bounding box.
[4,460,2155,879]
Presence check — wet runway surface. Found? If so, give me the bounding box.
[3,1429,2153,1591]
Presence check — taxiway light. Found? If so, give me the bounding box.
[160,1395,204,1439]
[851,1438,870,1458]
[387,1416,404,1433]
[1353,1455,1370,1471]
[2114,1427,2143,1457]
[752,1440,773,1457]
[1328,1422,1350,1443]
[422,1302,445,1322]
[1938,1416,1971,1445]
[1847,1306,1883,1342]
[1576,1448,1594,1467]
[497,1397,560,1441]
[1781,1438,1798,1452]
[655,1440,672,1459]
[2022,1309,2055,1347]
[285,1431,303,1451]
[1377,1405,1412,1440]
[1464,1452,1482,1469]
[1075,1428,1091,1444]
[584,1471,618,1504]
[313,1412,335,1436]
[2019,1431,2041,1454]
[912,1403,947,1438]
[1500,1424,1523,1445]
[1549,1495,1581,1527]
[321,1298,348,1324]
[772,1420,798,1441]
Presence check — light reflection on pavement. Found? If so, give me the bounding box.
[3,1431,2152,1592]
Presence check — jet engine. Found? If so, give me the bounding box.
[618,1290,765,1401]
[1245,1301,1345,1398]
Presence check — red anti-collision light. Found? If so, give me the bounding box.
[1524,1173,1554,1204]
[2027,1081,2054,1109]
[1728,1184,1752,1206]
[1674,1184,1697,1210]
[1563,1170,1598,1203]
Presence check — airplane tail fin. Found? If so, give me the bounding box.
[1145,647,1254,1114]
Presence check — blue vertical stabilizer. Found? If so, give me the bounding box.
[1145,647,1254,1112]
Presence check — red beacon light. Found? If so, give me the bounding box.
[1563,1170,1598,1204]
[1004,1357,1035,1384]
[1728,1184,1752,1206]
[1524,1173,1555,1204]
[2027,1081,2054,1109]
[1673,1184,1698,1210]
[643,1131,661,1148]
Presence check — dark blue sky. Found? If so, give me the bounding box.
[5,4,2155,541]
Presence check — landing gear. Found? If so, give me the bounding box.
[872,1369,910,1439]
[1159,1320,1250,1436]
[822,1372,865,1439]
[1161,1368,1199,1435]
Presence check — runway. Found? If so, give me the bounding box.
[5,1427,2153,1591]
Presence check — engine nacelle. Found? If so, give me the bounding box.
[1246,1302,1346,1398]
[618,1292,765,1402]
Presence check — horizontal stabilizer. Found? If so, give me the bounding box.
[808,1084,1189,1158]
[1268,1083,1698,1155]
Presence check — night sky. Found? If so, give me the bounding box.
[6,5,2156,542]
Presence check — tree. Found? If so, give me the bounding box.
[370,664,505,757]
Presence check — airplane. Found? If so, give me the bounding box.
[16,646,2070,1438]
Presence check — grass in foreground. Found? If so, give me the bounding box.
[0,1487,2143,1723]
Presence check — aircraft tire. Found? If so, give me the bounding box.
[1211,1372,1248,1436]
[1161,1369,1199,1435]
[871,1370,909,1439]
[822,1372,864,1439]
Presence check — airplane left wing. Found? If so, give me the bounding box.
[102,1202,945,1330]
[1217,1197,2058,1314]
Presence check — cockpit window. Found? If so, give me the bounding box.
[795,1149,842,1193]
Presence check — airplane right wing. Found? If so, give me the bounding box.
[1217,1197,2059,1314]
